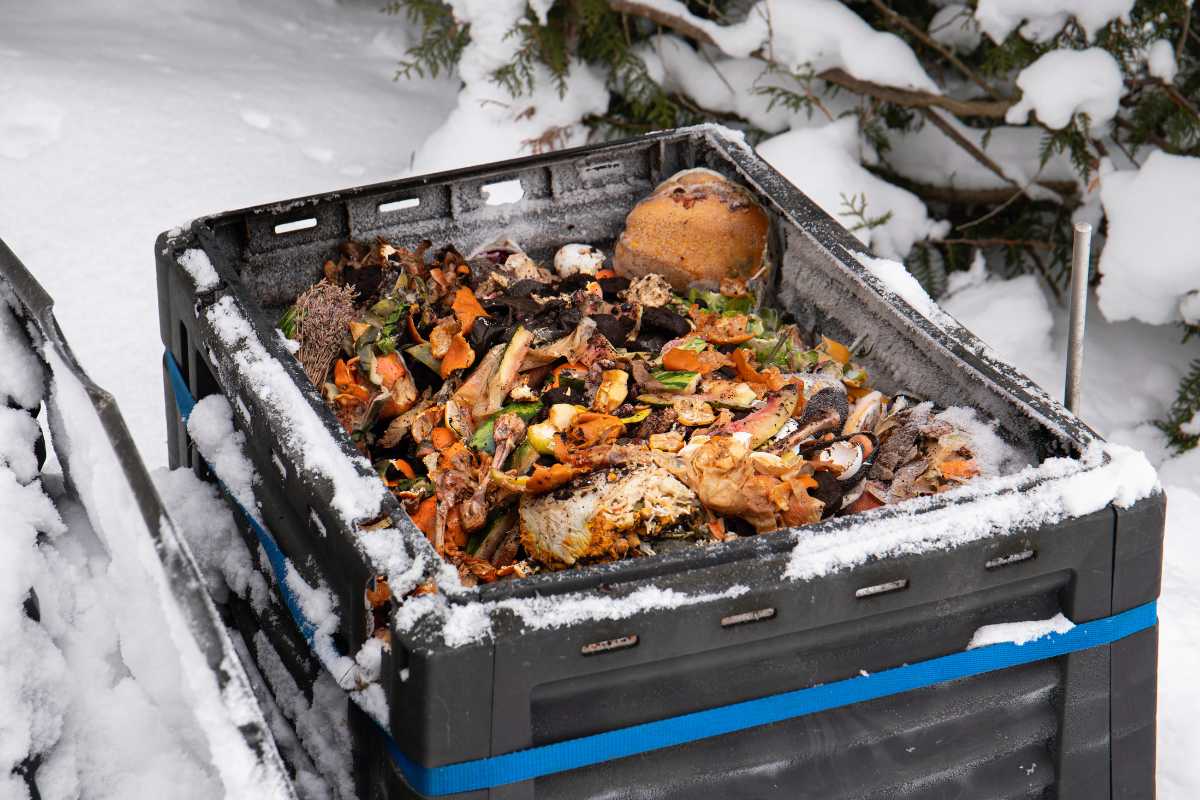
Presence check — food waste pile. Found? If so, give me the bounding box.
[280,169,991,585]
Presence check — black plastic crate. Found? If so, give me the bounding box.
[156,125,1164,799]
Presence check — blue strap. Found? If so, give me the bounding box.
[164,349,1158,797]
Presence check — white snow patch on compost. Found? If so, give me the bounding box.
[205,294,383,525]
[974,0,1133,43]
[968,613,1074,649]
[1006,48,1123,131]
[179,248,220,292]
[1097,151,1200,326]
[785,441,1158,580]
[758,119,947,259]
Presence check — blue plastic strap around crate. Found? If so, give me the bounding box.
[164,349,1159,797]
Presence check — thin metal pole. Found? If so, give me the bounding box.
[1065,222,1092,413]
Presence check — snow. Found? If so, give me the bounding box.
[1147,39,1179,83]
[205,295,384,525]
[0,293,46,410]
[0,0,457,467]
[0,406,42,484]
[1097,151,1200,325]
[757,119,948,259]
[1005,48,1124,131]
[179,248,220,293]
[1181,292,1200,326]
[639,0,938,93]
[855,252,955,325]
[412,0,608,173]
[187,394,262,524]
[153,467,270,612]
[1182,411,1200,438]
[885,113,1077,193]
[967,613,1075,649]
[974,0,1134,43]
[784,441,1157,580]
[395,584,751,648]
[928,4,982,53]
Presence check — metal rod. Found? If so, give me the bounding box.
[1065,222,1092,413]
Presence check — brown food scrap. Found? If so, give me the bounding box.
[366,577,392,608]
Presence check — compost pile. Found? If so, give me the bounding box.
[281,169,987,586]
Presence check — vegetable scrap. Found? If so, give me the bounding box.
[280,170,988,586]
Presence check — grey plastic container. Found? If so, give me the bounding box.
[156,126,1164,799]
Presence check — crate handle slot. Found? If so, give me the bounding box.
[855,578,908,599]
[273,217,318,235]
[378,197,420,214]
[481,178,524,206]
[721,607,776,627]
[985,549,1036,569]
[581,634,637,656]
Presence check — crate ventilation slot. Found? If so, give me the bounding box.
[855,578,908,598]
[582,160,623,176]
[273,217,318,235]
[581,634,637,656]
[378,197,420,214]
[985,549,1036,569]
[481,179,524,206]
[721,607,776,628]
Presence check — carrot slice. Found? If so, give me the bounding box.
[663,347,701,372]
[730,348,764,383]
[390,458,416,479]
[430,426,457,451]
[451,287,489,335]
[333,358,354,389]
[438,334,476,378]
[820,336,851,365]
[411,496,437,537]
[406,308,426,344]
[940,459,979,481]
[374,352,407,389]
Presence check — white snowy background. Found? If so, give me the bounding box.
[1,0,1197,797]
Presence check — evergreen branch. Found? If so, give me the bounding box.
[867,0,1002,101]
[606,0,1015,118]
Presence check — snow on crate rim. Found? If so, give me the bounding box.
[394,583,752,649]
[784,440,1158,580]
[203,293,384,525]
[179,248,220,293]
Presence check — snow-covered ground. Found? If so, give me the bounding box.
[1,0,1197,798]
